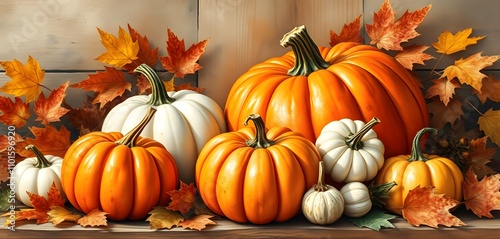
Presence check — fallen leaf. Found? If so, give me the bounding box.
[427,97,463,128]
[395,44,434,70]
[366,0,431,51]
[71,66,131,108]
[0,188,10,211]
[467,137,497,179]
[95,26,139,68]
[47,206,82,225]
[123,24,159,73]
[160,29,208,78]
[0,96,30,128]
[146,206,184,229]
[178,214,216,231]
[425,78,461,106]
[402,185,465,228]
[463,168,500,218]
[432,28,485,55]
[21,125,71,158]
[16,182,65,224]
[0,56,45,102]
[167,181,197,215]
[478,109,500,147]
[77,209,108,227]
[442,52,500,93]
[34,81,70,125]
[329,15,363,46]
[350,208,395,231]
[474,75,500,104]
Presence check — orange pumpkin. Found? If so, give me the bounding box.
[61,108,179,220]
[374,128,464,215]
[195,114,320,224]
[224,25,429,158]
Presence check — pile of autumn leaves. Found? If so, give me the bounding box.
[1,0,500,231]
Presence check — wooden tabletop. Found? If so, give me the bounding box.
[2,207,500,239]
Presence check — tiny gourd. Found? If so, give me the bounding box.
[374,128,464,215]
[196,114,321,224]
[12,145,65,207]
[61,107,179,221]
[302,161,345,225]
[340,182,372,218]
[315,117,385,183]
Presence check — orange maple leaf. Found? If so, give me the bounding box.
[478,109,500,147]
[0,56,45,102]
[427,97,463,128]
[178,214,216,231]
[123,24,159,73]
[366,0,431,51]
[0,96,30,128]
[467,137,497,179]
[463,168,500,218]
[432,28,485,55]
[71,66,131,108]
[329,15,362,46]
[19,125,71,158]
[425,78,460,106]
[15,182,65,224]
[167,181,197,215]
[474,75,500,104]
[395,44,434,70]
[77,209,108,227]
[160,29,208,78]
[95,26,140,68]
[442,52,500,93]
[402,185,465,228]
[34,81,70,125]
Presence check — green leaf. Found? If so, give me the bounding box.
[0,188,11,212]
[350,208,396,231]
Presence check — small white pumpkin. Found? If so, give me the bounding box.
[315,117,385,183]
[302,161,344,225]
[12,145,65,207]
[340,182,372,218]
[102,64,226,183]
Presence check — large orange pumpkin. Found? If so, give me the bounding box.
[195,114,320,224]
[224,25,429,158]
[61,108,179,220]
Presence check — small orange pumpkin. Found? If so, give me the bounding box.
[61,108,179,220]
[195,114,321,224]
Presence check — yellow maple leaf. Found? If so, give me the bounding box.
[146,206,184,229]
[478,109,500,147]
[77,209,108,227]
[425,78,460,106]
[432,28,485,55]
[47,206,82,225]
[95,26,140,68]
[442,53,500,93]
[0,56,45,102]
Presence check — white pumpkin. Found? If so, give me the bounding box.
[302,162,344,225]
[12,145,65,207]
[340,182,372,218]
[315,117,385,183]
[102,64,226,183]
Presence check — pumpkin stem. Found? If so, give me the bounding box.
[408,127,437,162]
[244,114,276,148]
[25,144,51,168]
[314,161,329,192]
[116,107,157,147]
[280,25,330,76]
[368,181,397,209]
[345,117,381,150]
[134,64,176,106]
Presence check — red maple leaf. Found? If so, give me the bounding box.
[160,29,208,78]
[167,181,197,215]
[34,81,70,125]
[329,15,363,46]
[123,24,159,73]
[463,168,500,218]
[0,96,30,128]
[15,182,65,224]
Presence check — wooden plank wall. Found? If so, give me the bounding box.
[1,0,500,138]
